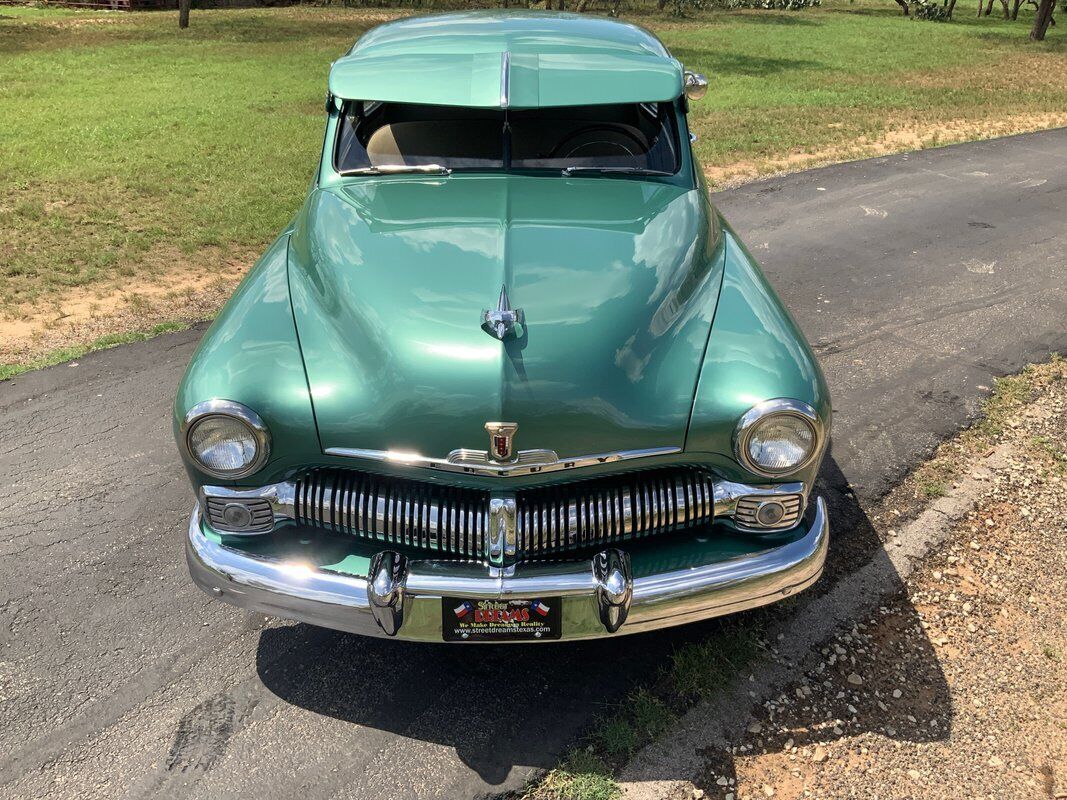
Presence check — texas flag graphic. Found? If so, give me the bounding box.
[530,599,551,617]
[453,601,474,619]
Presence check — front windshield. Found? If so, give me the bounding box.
[334,100,681,176]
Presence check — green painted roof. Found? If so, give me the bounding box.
[328,11,683,108]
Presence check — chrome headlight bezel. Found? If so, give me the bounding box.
[733,398,823,478]
[182,399,271,479]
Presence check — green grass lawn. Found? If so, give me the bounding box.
[0,1,1064,323]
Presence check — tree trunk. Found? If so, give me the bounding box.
[178,0,190,28]
[1011,0,1021,18]
[984,0,994,15]
[999,0,1010,16]
[657,0,669,9]
[895,0,910,14]
[1030,0,1054,36]
[947,0,958,16]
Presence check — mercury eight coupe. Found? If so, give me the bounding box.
[176,11,831,643]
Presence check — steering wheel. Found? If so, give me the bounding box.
[548,125,648,160]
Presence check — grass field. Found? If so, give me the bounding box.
[1,1,1065,366]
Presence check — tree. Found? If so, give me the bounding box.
[179,0,190,29]
[1030,0,1056,38]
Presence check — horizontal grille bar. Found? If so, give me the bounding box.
[294,468,716,560]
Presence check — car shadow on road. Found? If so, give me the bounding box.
[254,453,952,791]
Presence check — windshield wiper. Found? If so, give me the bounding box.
[560,166,673,177]
[339,164,452,176]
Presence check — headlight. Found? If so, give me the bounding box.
[734,399,822,477]
[182,400,271,479]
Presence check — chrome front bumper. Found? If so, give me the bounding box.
[186,497,829,642]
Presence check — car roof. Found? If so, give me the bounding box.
[328,11,683,109]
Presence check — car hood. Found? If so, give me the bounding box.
[287,174,725,460]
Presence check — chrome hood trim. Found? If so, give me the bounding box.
[323,445,681,477]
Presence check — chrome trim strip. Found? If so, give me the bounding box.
[323,446,681,477]
[500,50,511,109]
[447,448,559,468]
[487,495,517,566]
[186,498,829,642]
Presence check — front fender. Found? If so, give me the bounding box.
[173,233,318,489]
[686,223,830,485]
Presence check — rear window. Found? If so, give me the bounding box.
[334,101,681,176]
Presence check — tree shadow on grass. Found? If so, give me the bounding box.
[706,11,823,25]
[0,10,373,55]
[671,47,825,76]
[254,453,950,792]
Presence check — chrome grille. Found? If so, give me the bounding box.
[294,468,715,559]
[734,493,803,530]
[295,470,488,556]
[515,470,715,555]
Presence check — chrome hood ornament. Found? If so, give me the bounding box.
[481,285,525,340]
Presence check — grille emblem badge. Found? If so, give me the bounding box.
[484,421,518,463]
[481,284,525,340]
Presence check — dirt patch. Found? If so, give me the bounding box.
[0,173,261,364]
[898,54,1067,93]
[705,113,1067,188]
[0,253,249,364]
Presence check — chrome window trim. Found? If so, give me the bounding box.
[733,398,823,479]
[323,445,681,478]
[181,399,272,480]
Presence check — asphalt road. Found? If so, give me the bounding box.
[1,129,1064,800]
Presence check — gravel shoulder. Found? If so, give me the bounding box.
[618,360,1067,800]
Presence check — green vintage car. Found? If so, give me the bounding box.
[176,11,831,643]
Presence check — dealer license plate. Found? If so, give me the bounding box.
[442,596,562,642]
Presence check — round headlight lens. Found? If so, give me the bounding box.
[747,415,815,473]
[182,400,270,478]
[735,400,822,476]
[188,416,259,475]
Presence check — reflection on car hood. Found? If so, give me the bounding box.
[287,174,725,461]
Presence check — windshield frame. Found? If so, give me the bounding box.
[329,99,692,186]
